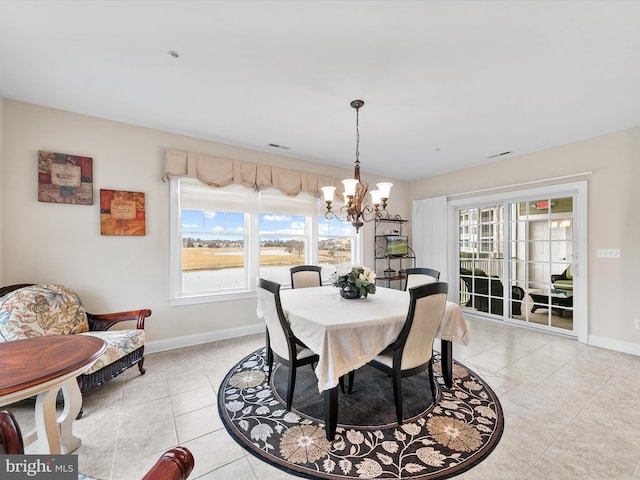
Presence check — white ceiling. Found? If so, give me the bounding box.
[1,1,639,181]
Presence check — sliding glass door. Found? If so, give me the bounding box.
[454,183,585,338]
[509,197,574,331]
[459,205,507,315]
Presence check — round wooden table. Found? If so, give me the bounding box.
[0,335,107,454]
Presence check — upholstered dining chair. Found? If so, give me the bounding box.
[257,278,319,411]
[404,267,440,290]
[290,265,323,289]
[0,410,194,479]
[368,282,448,424]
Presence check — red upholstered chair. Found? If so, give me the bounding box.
[0,411,194,480]
[141,447,195,480]
[0,410,23,454]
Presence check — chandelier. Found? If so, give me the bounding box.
[320,100,393,233]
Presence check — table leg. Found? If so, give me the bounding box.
[324,386,338,441]
[34,388,62,454]
[58,379,82,453]
[440,339,453,388]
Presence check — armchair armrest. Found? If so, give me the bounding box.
[87,309,151,331]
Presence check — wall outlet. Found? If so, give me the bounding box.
[597,248,621,258]
[635,319,640,330]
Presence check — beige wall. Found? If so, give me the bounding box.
[0,96,3,283]
[3,99,638,354]
[0,100,410,351]
[410,127,640,352]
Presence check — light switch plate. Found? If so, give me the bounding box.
[597,248,621,258]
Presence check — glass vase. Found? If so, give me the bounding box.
[340,284,363,299]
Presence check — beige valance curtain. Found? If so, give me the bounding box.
[162,148,341,197]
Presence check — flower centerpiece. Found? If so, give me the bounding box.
[330,264,377,299]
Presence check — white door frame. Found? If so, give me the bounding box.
[447,181,587,343]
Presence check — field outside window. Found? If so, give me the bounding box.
[174,179,357,300]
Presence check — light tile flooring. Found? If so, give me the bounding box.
[7,318,640,480]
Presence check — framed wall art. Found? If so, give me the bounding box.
[38,150,93,204]
[100,189,146,236]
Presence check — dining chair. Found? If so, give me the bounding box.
[290,265,323,289]
[0,410,195,479]
[269,265,321,380]
[404,267,440,290]
[257,278,319,411]
[368,282,448,424]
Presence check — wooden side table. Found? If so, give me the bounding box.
[0,335,106,453]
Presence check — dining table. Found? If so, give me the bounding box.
[0,335,107,454]
[277,285,469,440]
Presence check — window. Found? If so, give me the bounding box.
[318,217,354,267]
[171,178,358,304]
[181,209,246,294]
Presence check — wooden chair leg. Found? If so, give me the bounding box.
[286,364,296,411]
[267,356,274,383]
[138,357,146,374]
[339,370,356,395]
[428,360,437,402]
[266,329,274,383]
[392,367,403,424]
[265,329,273,364]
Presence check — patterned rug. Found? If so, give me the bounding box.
[218,348,503,479]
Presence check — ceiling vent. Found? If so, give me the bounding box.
[488,151,512,159]
[268,143,290,150]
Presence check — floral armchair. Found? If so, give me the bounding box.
[0,283,151,394]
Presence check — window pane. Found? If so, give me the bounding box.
[459,205,505,314]
[259,213,307,284]
[319,217,354,267]
[181,210,247,294]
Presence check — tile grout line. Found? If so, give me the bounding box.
[109,379,127,480]
[527,368,613,474]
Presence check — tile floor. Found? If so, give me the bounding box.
[7,317,640,480]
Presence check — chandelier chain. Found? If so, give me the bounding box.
[320,99,392,233]
[355,105,360,170]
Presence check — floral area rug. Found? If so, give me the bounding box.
[218,348,503,479]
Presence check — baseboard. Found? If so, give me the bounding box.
[145,323,264,354]
[464,312,639,357]
[144,320,640,358]
[588,334,640,357]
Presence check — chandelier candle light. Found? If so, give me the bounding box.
[320,100,393,233]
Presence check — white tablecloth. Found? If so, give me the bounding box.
[275,286,469,392]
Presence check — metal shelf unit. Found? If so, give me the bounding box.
[374,216,415,290]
